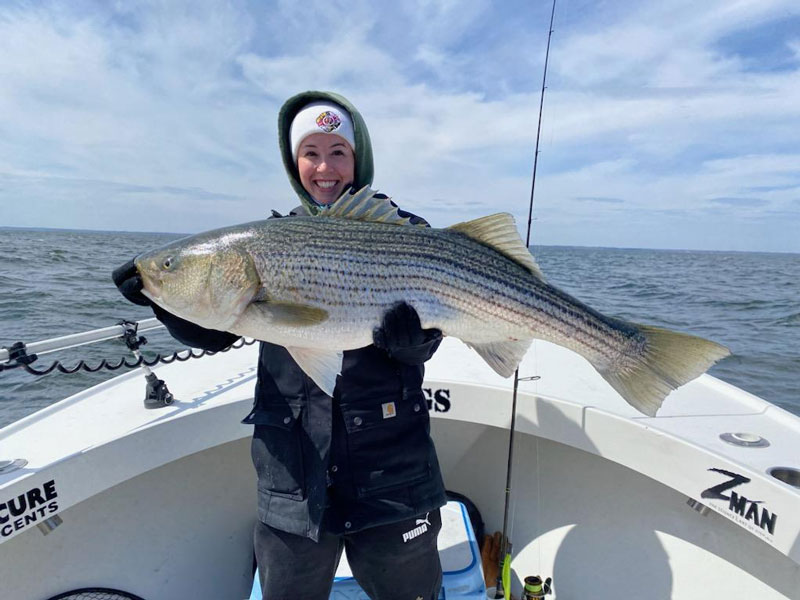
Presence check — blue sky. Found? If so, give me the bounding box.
[0,0,798,252]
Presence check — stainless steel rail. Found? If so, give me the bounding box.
[0,318,165,363]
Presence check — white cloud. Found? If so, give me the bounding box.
[0,0,798,251]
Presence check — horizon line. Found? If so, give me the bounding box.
[0,225,797,256]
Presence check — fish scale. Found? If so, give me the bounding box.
[260,219,651,376]
[135,188,730,415]
[266,224,525,329]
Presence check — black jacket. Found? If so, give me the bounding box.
[154,206,446,541]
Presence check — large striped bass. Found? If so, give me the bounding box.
[135,187,729,416]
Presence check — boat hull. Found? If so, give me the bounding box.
[1,340,799,599]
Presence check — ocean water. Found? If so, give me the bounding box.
[0,228,798,428]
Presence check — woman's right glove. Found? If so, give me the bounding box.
[372,302,442,365]
[112,258,150,306]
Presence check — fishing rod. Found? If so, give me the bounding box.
[496,0,557,598]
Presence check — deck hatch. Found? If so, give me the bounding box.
[719,432,769,448]
[0,459,27,474]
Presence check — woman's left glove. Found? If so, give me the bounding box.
[373,302,442,365]
[112,258,150,306]
[112,258,240,351]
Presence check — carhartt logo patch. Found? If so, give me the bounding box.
[382,402,396,419]
[316,110,342,132]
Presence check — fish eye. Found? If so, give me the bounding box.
[163,256,174,270]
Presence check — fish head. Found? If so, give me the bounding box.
[135,232,260,331]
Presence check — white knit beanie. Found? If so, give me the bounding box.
[289,102,356,162]
[290,101,356,161]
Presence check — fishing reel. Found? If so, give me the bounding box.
[494,571,553,600]
[523,575,552,599]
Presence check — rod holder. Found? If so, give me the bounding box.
[144,372,174,409]
[119,321,174,409]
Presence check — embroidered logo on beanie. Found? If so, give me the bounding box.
[315,111,342,133]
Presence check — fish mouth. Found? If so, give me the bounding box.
[134,257,163,303]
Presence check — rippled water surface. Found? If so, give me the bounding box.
[0,228,798,427]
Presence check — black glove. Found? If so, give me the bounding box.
[373,302,442,364]
[112,257,239,351]
[112,258,150,306]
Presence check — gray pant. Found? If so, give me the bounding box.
[254,509,442,600]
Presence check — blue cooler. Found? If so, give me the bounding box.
[249,500,486,599]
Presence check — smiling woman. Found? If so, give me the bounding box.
[296,133,356,205]
[250,92,447,600]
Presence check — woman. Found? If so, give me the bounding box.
[113,91,446,600]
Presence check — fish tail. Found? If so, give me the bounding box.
[600,324,730,416]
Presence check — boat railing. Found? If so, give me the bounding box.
[0,318,164,363]
[1,318,254,408]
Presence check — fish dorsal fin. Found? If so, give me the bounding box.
[321,186,424,227]
[448,213,545,279]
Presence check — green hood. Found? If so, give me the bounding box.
[278,91,374,215]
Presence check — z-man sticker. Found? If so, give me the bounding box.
[702,468,777,539]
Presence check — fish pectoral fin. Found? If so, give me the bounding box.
[448,214,545,279]
[467,339,533,378]
[286,347,342,397]
[250,301,329,327]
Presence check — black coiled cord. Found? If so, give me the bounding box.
[0,336,256,376]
